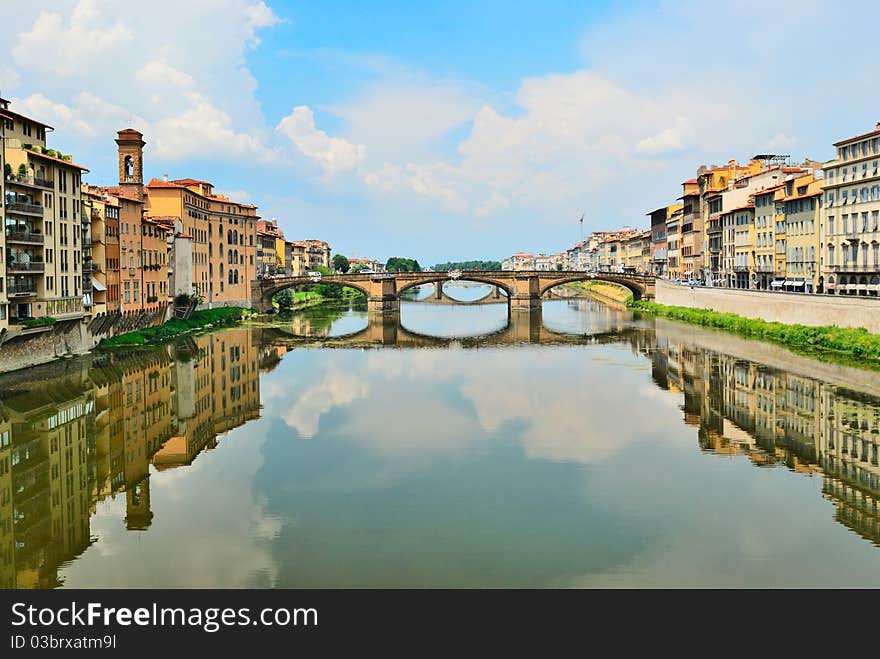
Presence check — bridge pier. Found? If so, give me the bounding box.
[509,274,541,311]
[367,275,400,316]
[493,286,501,299]
[434,280,443,300]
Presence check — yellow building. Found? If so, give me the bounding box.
[781,173,823,293]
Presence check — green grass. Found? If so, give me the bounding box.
[628,299,880,368]
[22,316,57,328]
[99,307,246,347]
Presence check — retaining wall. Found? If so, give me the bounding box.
[656,280,880,333]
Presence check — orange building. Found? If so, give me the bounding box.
[145,177,258,307]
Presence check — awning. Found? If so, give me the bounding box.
[770,280,784,287]
[91,278,107,292]
[790,280,806,287]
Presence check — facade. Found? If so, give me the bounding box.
[256,219,283,277]
[303,240,331,270]
[678,180,700,280]
[781,173,823,293]
[288,241,306,275]
[145,176,258,307]
[752,185,785,290]
[822,123,880,296]
[2,97,89,328]
[649,207,669,276]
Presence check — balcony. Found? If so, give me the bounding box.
[706,223,722,235]
[82,238,92,247]
[4,173,53,190]
[7,261,45,273]
[5,230,44,245]
[6,202,44,217]
[6,279,37,296]
[83,262,101,273]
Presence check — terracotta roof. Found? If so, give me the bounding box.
[22,147,88,171]
[753,184,786,196]
[682,178,698,184]
[0,106,54,130]
[146,177,184,189]
[105,186,142,203]
[172,178,212,187]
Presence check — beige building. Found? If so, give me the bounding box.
[2,96,89,331]
[822,123,880,296]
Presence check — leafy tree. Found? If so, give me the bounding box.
[385,257,421,273]
[349,262,369,273]
[332,254,351,273]
[274,288,295,311]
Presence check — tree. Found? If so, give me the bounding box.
[385,257,421,273]
[274,288,295,311]
[332,254,350,273]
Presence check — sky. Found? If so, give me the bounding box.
[1,0,877,265]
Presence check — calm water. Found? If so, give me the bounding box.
[2,283,880,588]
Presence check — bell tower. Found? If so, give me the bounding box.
[115,128,145,201]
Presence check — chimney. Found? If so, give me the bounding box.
[876,121,880,130]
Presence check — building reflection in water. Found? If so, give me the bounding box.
[1,309,880,588]
[645,324,880,545]
[0,328,262,588]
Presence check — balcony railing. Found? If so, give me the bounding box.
[4,173,53,189]
[5,230,45,244]
[81,238,92,247]
[827,264,878,273]
[6,202,44,216]
[7,261,45,272]
[83,262,100,273]
[6,280,37,296]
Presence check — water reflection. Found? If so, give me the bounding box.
[0,300,878,588]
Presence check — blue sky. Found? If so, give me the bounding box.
[2,1,877,264]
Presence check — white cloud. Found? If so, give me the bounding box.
[12,0,134,77]
[5,0,281,167]
[766,132,797,150]
[636,117,692,155]
[276,106,367,174]
[154,94,278,162]
[330,79,484,163]
[136,60,194,89]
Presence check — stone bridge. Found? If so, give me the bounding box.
[252,270,654,314]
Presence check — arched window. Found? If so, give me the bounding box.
[228,269,234,284]
[227,229,233,243]
[234,249,238,265]
[233,230,238,245]
[228,249,233,264]
[233,270,239,284]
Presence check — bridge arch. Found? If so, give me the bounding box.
[260,277,371,309]
[538,274,648,301]
[396,274,513,299]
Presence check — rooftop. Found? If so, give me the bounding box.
[833,123,880,147]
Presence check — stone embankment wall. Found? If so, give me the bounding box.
[656,280,880,333]
[0,320,100,373]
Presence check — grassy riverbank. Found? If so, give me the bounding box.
[629,299,880,367]
[99,307,247,347]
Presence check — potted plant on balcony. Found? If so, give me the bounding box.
[3,163,11,180]
[17,164,27,178]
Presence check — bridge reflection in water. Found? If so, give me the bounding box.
[261,302,638,348]
[0,302,879,588]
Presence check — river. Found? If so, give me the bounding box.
[1,282,879,588]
